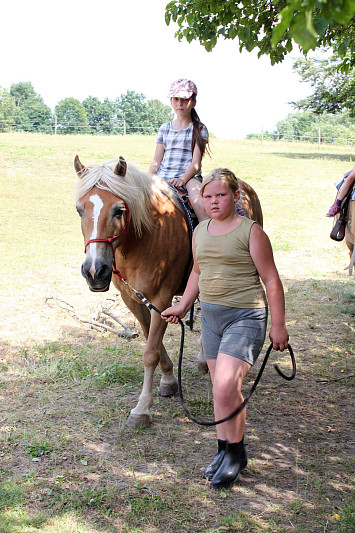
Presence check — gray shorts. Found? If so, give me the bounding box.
[200,302,268,366]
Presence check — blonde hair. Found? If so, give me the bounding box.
[200,168,240,197]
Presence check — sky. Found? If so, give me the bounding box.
[1,0,312,139]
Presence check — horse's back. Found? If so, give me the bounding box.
[238,179,263,227]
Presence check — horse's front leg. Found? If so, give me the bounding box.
[126,309,176,426]
[158,342,178,397]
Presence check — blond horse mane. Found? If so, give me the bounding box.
[75,158,182,237]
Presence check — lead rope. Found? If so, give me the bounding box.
[134,291,296,427]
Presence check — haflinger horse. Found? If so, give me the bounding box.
[75,156,263,427]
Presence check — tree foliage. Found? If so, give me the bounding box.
[0,81,173,135]
[10,82,52,133]
[247,110,355,143]
[147,99,174,132]
[55,98,89,134]
[82,96,117,134]
[165,0,355,70]
[0,87,19,132]
[115,91,173,134]
[291,55,355,116]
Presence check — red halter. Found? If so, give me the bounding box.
[84,203,129,281]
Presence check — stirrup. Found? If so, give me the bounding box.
[330,218,346,241]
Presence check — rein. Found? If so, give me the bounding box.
[84,203,130,281]
[134,292,296,427]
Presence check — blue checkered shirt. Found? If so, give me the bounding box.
[156,121,208,181]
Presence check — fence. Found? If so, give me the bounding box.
[1,120,355,145]
[249,128,355,146]
[0,118,161,135]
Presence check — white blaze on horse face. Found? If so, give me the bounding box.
[88,194,104,276]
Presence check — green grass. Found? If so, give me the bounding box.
[333,501,355,533]
[1,132,352,281]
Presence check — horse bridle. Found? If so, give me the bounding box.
[84,202,130,281]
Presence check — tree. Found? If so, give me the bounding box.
[10,81,37,107]
[82,96,117,134]
[165,0,355,70]
[55,98,89,134]
[291,55,355,116]
[116,90,151,134]
[116,91,173,134]
[272,110,355,142]
[0,87,18,132]
[10,82,52,133]
[147,99,174,130]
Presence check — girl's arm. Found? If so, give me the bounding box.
[168,144,203,188]
[249,224,289,351]
[161,235,200,323]
[148,143,165,175]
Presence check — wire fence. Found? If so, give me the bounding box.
[0,118,162,135]
[1,119,355,145]
[249,131,355,146]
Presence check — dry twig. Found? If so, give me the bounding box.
[46,295,139,339]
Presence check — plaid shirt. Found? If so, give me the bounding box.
[156,121,208,181]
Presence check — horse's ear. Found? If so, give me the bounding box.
[114,156,127,177]
[74,155,86,177]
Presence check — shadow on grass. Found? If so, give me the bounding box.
[0,275,354,533]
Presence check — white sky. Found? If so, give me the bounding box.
[1,0,312,139]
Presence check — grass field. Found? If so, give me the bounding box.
[0,133,354,533]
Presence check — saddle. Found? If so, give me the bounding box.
[330,189,352,241]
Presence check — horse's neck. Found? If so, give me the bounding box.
[119,203,159,255]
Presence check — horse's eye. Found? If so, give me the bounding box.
[111,205,125,219]
[76,203,84,217]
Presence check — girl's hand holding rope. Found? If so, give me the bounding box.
[269,324,289,352]
[161,304,187,324]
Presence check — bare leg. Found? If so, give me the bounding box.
[207,354,251,443]
[185,178,209,221]
[337,170,355,201]
[327,169,355,216]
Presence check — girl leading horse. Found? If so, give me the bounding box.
[75,155,263,426]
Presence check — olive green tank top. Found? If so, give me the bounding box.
[194,217,267,308]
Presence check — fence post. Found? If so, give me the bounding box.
[318,128,321,149]
[123,120,126,135]
[54,115,57,135]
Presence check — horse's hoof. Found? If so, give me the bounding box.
[159,381,178,397]
[125,413,151,427]
[197,360,209,374]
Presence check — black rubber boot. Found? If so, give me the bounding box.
[203,439,227,480]
[211,439,247,488]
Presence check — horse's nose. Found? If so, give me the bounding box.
[81,258,112,291]
[95,263,112,282]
